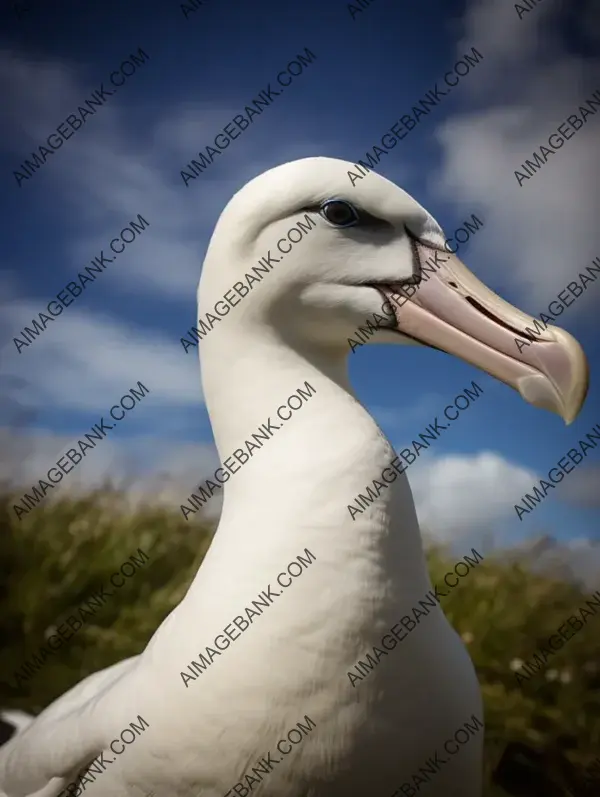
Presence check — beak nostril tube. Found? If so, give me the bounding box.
[464,296,538,341]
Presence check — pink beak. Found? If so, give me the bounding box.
[381,241,589,424]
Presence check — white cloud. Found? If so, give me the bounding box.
[557,465,600,509]
[408,450,538,540]
[0,306,201,414]
[432,0,600,312]
[560,541,600,591]
[0,426,221,517]
[505,535,600,592]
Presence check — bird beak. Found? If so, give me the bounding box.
[380,240,589,424]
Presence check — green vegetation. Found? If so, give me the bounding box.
[1,488,599,795]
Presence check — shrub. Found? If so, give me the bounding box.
[1,489,599,795]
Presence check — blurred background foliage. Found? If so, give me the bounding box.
[1,486,599,796]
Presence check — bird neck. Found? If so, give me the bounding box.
[198,324,431,599]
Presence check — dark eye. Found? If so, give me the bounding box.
[320,199,359,228]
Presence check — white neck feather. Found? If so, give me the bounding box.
[198,321,433,605]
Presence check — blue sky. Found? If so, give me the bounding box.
[0,0,599,556]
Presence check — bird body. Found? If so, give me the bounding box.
[0,157,588,797]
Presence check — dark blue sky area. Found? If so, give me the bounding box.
[1,0,598,550]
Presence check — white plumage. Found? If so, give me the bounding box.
[0,157,588,797]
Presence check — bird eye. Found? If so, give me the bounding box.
[320,199,359,228]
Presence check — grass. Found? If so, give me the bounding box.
[1,486,599,796]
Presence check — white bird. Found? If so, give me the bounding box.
[0,157,588,797]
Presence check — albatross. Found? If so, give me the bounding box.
[0,157,589,797]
